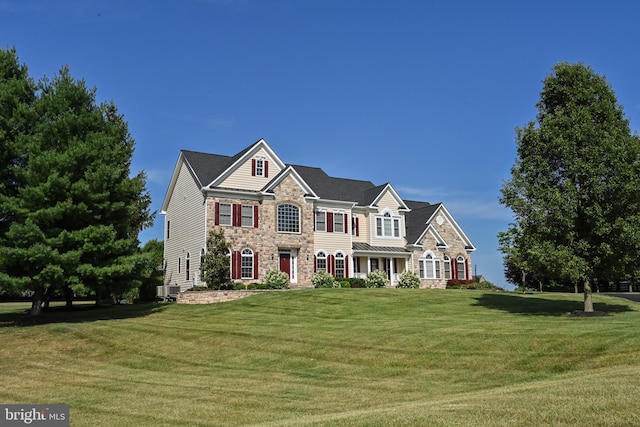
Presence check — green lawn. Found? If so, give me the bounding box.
[1,290,639,426]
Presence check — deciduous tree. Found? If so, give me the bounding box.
[500,62,640,312]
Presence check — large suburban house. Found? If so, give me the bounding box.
[161,138,475,291]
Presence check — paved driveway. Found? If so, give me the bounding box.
[603,293,640,303]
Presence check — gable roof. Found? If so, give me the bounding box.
[404,201,441,244]
[291,165,376,204]
[181,150,233,188]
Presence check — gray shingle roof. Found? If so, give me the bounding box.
[352,242,411,254]
[180,150,439,238]
[404,200,442,244]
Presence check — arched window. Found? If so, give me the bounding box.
[278,204,300,233]
[316,251,327,272]
[335,252,345,278]
[375,209,400,238]
[456,256,466,280]
[241,249,254,279]
[443,255,451,280]
[419,252,440,279]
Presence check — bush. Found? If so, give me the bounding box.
[396,270,420,288]
[264,269,290,289]
[347,278,366,288]
[364,270,388,288]
[339,280,350,288]
[312,270,337,288]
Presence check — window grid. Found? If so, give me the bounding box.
[241,205,253,227]
[315,211,326,232]
[278,204,300,233]
[316,251,327,272]
[219,203,232,226]
[241,249,254,279]
[335,253,345,278]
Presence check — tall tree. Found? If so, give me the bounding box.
[500,62,640,312]
[0,57,154,315]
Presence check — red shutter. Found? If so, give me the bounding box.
[264,161,269,178]
[355,217,360,236]
[464,258,469,281]
[254,205,259,228]
[452,259,457,280]
[215,202,220,225]
[327,212,334,233]
[314,255,317,273]
[344,214,348,233]
[251,159,256,176]
[345,256,349,278]
[231,251,239,279]
[254,252,259,279]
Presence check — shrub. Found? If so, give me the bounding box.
[364,270,388,288]
[264,269,290,289]
[396,270,420,288]
[339,280,350,288]
[347,278,366,288]
[312,270,337,288]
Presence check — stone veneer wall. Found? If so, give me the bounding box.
[206,174,315,286]
[413,216,473,289]
[177,290,263,304]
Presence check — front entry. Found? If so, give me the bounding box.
[279,253,291,278]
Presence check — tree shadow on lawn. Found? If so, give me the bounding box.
[473,292,633,317]
[0,302,169,327]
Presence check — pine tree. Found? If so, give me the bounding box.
[0,56,153,315]
[200,229,231,289]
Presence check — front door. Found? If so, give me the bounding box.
[279,253,291,278]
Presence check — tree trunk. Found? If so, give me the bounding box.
[521,271,527,293]
[30,285,44,316]
[64,284,73,308]
[574,280,579,294]
[583,276,594,312]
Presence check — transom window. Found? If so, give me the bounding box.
[241,248,254,279]
[375,211,400,238]
[278,204,300,233]
[218,203,232,226]
[316,251,327,272]
[419,253,441,279]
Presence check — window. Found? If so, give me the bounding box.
[352,216,359,236]
[335,252,345,278]
[419,253,441,279]
[178,257,181,274]
[241,249,254,279]
[375,211,400,238]
[354,256,361,274]
[185,252,190,281]
[444,255,451,279]
[457,256,466,280]
[166,220,170,239]
[315,210,326,232]
[278,204,300,233]
[201,248,205,265]
[334,212,344,233]
[255,158,264,177]
[316,251,327,272]
[218,203,232,226]
[241,205,254,227]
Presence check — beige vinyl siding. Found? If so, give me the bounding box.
[164,161,206,290]
[352,212,368,243]
[219,148,282,191]
[370,191,406,248]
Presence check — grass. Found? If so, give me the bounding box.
[1,290,640,426]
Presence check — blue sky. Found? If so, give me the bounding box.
[3,0,640,290]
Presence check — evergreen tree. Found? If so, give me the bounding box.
[200,229,231,289]
[500,62,640,312]
[0,55,153,315]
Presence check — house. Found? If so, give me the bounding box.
[161,138,475,291]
